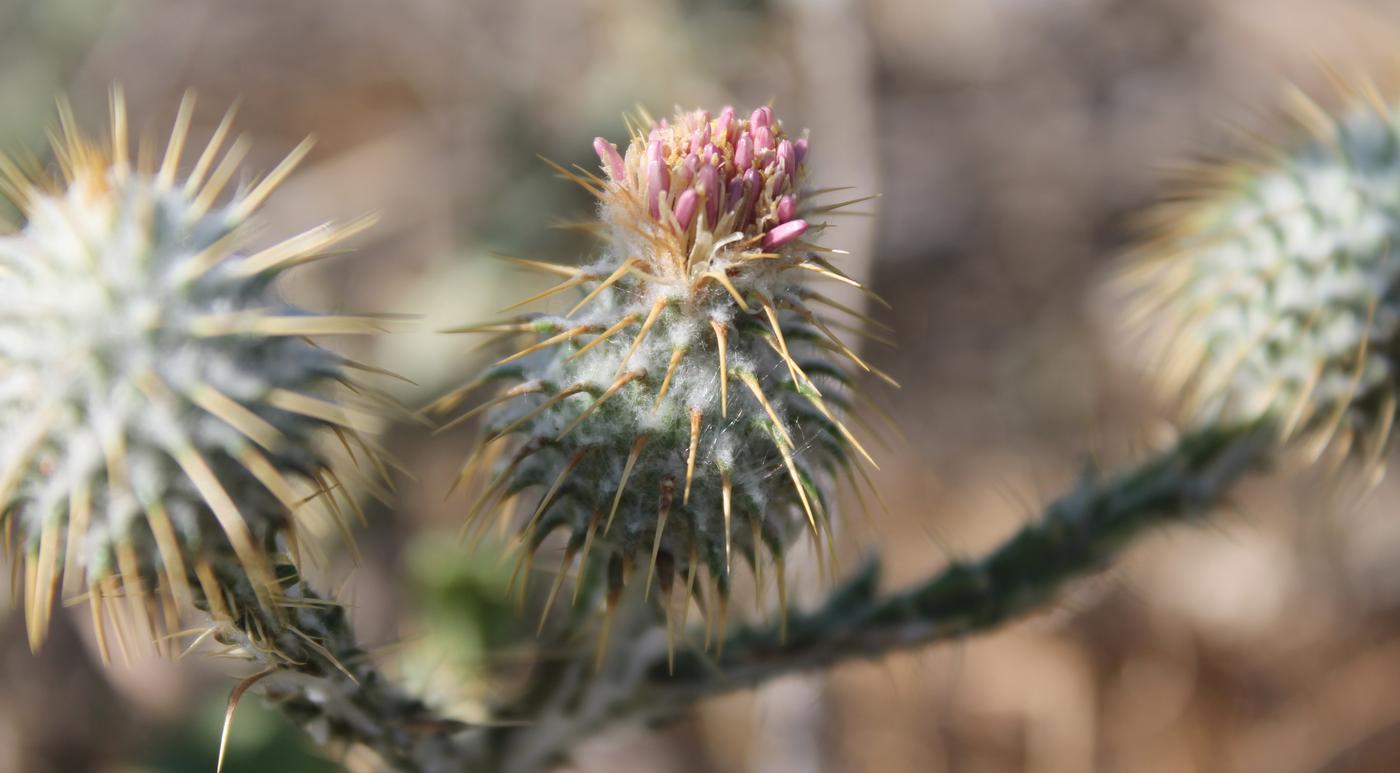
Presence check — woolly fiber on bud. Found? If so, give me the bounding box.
[435,105,891,652]
[0,90,390,656]
[1124,88,1400,470]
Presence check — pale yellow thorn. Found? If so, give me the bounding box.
[110,86,129,179]
[594,598,618,673]
[232,136,315,221]
[759,294,801,385]
[711,320,729,417]
[683,541,698,630]
[701,270,751,312]
[644,480,674,600]
[266,388,378,432]
[538,547,577,634]
[231,215,379,278]
[185,100,240,197]
[101,575,133,667]
[158,91,196,190]
[684,409,702,505]
[236,447,302,515]
[499,274,587,313]
[88,580,111,666]
[557,370,644,440]
[194,559,232,622]
[28,524,60,652]
[720,466,733,575]
[488,385,586,441]
[190,136,251,217]
[60,484,91,598]
[605,436,649,533]
[573,512,602,607]
[433,381,543,436]
[750,517,764,610]
[804,391,879,470]
[190,383,284,451]
[115,541,157,656]
[652,347,685,411]
[568,312,641,363]
[522,448,589,538]
[776,439,818,538]
[145,501,194,611]
[614,297,668,380]
[568,258,638,317]
[170,443,277,612]
[494,324,596,367]
[191,312,402,338]
[0,403,58,506]
[218,669,277,773]
[804,289,895,333]
[492,253,582,278]
[736,370,794,448]
[775,552,789,643]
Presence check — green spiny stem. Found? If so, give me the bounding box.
[655,420,1276,699]
[206,420,1271,773]
[464,420,1274,772]
[199,568,466,773]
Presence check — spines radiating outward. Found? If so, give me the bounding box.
[434,105,890,657]
[1125,87,1400,477]
[0,90,393,657]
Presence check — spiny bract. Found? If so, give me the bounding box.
[0,91,388,656]
[437,105,889,644]
[1127,91,1400,470]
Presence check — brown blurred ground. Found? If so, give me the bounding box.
[6,0,1400,771]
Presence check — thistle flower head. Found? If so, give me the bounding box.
[0,91,385,655]
[439,105,889,651]
[591,105,811,283]
[1125,90,1400,469]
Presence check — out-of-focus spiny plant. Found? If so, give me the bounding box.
[5,83,1400,773]
[1124,87,1400,476]
[0,89,397,656]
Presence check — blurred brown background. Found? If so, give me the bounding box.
[5,0,1400,771]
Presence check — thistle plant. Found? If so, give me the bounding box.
[432,106,887,652]
[6,84,1400,773]
[1125,89,1400,472]
[0,91,406,660]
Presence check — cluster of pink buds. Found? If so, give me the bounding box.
[593,106,810,252]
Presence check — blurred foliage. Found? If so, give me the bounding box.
[124,694,337,773]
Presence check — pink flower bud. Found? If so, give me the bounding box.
[778,140,796,178]
[593,137,625,182]
[753,125,773,154]
[735,168,761,229]
[794,137,808,165]
[692,124,710,153]
[674,157,695,190]
[735,136,753,170]
[646,148,670,220]
[776,195,797,224]
[696,164,720,227]
[762,218,807,250]
[715,106,734,144]
[673,188,698,232]
[750,106,772,129]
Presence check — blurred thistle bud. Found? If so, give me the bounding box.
[1124,87,1400,471]
[432,104,891,657]
[0,90,391,656]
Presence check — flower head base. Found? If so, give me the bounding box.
[1125,90,1400,471]
[0,92,388,655]
[439,105,889,657]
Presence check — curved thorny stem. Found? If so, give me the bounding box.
[221,420,1271,772]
